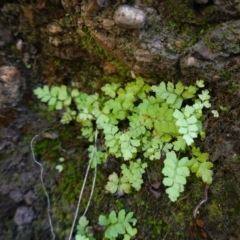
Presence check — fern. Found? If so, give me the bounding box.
[101,83,120,98]
[121,159,147,191]
[119,132,140,161]
[103,124,122,157]
[34,78,214,203]
[88,145,108,168]
[105,172,131,196]
[99,209,137,240]
[162,151,190,202]
[142,136,163,160]
[188,147,213,184]
[151,81,184,109]
[173,106,201,146]
[125,76,151,100]
[34,85,76,110]
[75,216,95,240]
[61,108,77,124]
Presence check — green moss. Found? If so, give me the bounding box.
[78,27,131,81]
[203,37,221,51]
[55,159,83,202]
[220,69,231,81]
[228,81,238,93]
[34,139,60,159]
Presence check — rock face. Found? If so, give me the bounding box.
[0,1,240,240]
[0,66,22,109]
[180,20,240,81]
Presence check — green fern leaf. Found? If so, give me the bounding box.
[119,132,140,160]
[82,127,94,142]
[162,151,190,202]
[99,210,137,239]
[34,86,47,99]
[196,80,205,88]
[128,114,146,138]
[173,136,186,151]
[92,109,110,129]
[121,159,147,191]
[61,108,76,124]
[188,147,213,184]
[173,107,201,145]
[125,77,151,99]
[182,85,197,99]
[57,85,69,101]
[103,125,121,155]
[101,83,120,98]
[152,82,184,109]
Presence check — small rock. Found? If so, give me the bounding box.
[134,49,154,62]
[9,190,23,203]
[44,132,59,139]
[97,0,111,7]
[14,206,35,226]
[114,5,146,29]
[102,19,115,30]
[16,39,24,51]
[186,57,197,67]
[47,23,63,34]
[24,191,37,205]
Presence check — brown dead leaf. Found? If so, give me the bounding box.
[22,6,34,26]
[195,217,205,228]
[103,62,117,75]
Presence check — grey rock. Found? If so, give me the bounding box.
[14,206,35,226]
[24,191,37,205]
[114,5,146,29]
[9,189,23,203]
[97,0,111,7]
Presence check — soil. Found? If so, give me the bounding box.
[0,1,240,240]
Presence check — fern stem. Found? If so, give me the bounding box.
[68,129,98,240]
[30,124,61,240]
[83,146,98,216]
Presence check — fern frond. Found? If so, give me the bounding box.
[162,151,190,202]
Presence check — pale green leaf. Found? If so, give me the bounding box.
[101,83,120,98]
[58,85,69,101]
[71,88,80,97]
[109,211,118,224]
[48,97,57,106]
[55,165,63,172]
[99,215,110,226]
[55,101,63,110]
[50,86,59,97]
[41,94,51,103]
[196,79,205,88]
